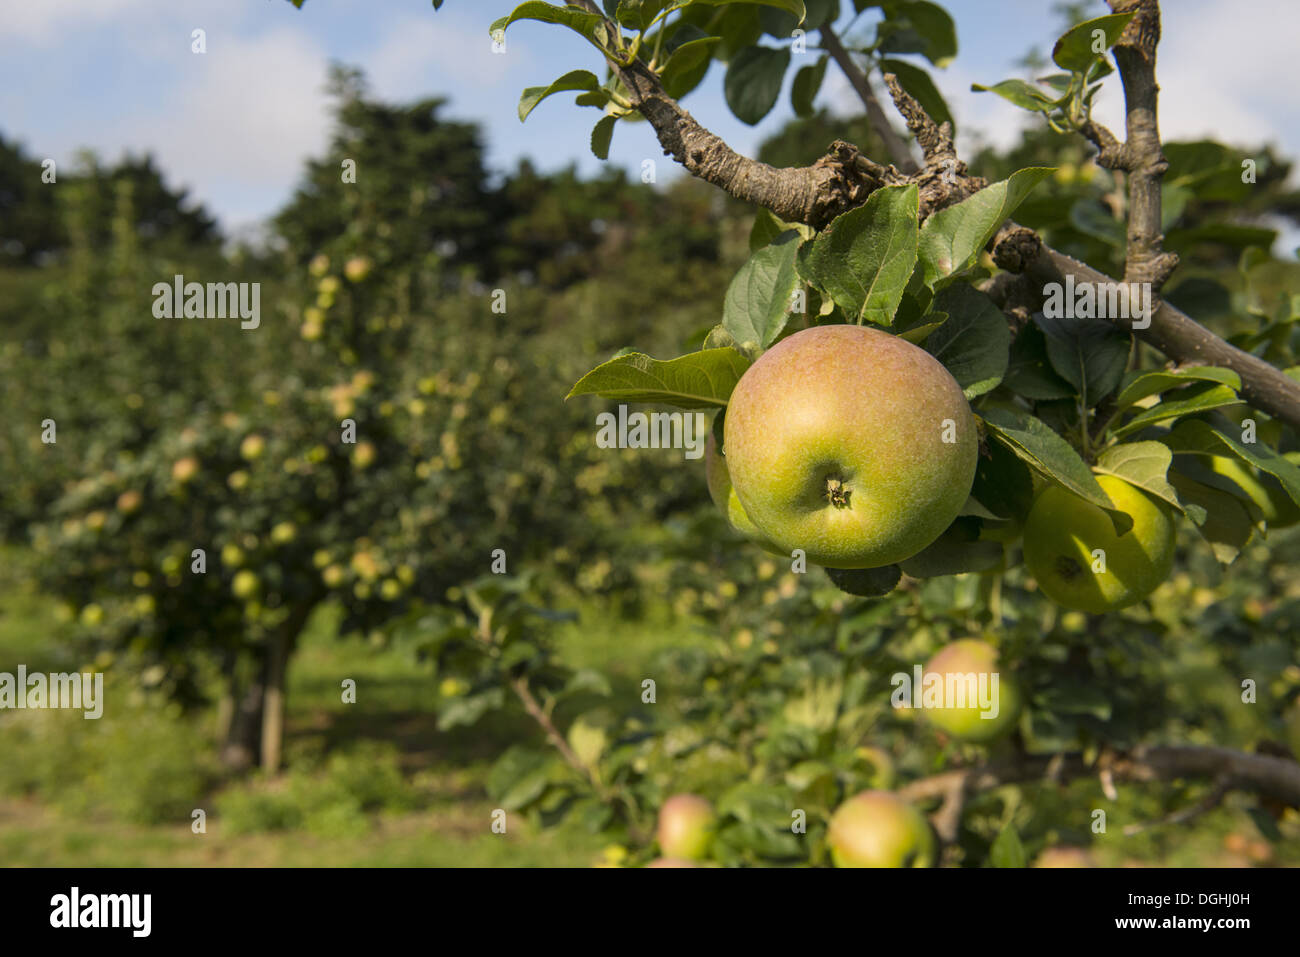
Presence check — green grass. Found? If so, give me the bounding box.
[0,548,691,866]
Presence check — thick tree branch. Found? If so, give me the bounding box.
[818,25,919,174]
[899,746,1300,832]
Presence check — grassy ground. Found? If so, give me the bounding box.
[0,547,699,866]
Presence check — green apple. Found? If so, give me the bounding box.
[271,521,296,544]
[724,325,978,569]
[920,639,1021,742]
[1208,454,1300,528]
[656,794,716,861]
[240,434,265,461]
[827,790,934,868]
[1023,474,1175,613]
[344,256,372,282]
[231,570,259,599]
[171,456,199,483]
[705,432,783,554]
[116,490,143,514]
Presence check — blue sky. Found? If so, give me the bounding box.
[2,0,1297,248]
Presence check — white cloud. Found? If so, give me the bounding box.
[0,0,157,43]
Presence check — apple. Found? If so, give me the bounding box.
[322,564,345,588]
[231,570,259,599]
[221,544,245,568]
[645,858,697,868]
[318,275,341,296]
[1034,846,1096,868]
[171,456,199,483]
[705,432,782,553]
[116,490,143,514]
[656,794,716,861]
[240,435,265,461]
[227,470,249,491]
[920,639,1022,742]
[827,790,934,868]
[308,254,330,277]
[1023,474,1175,613]
[353,441,376,468]
[344,256,372,282]
[271,521,296,544]
[723,325,978,569]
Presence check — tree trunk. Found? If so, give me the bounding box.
[259,603,314,775]
[220,666,265,771]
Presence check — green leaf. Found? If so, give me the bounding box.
[791,54,828,117]
[686,0,807,20]
[487,745,554,810]
[918,168,1054,287]
[518,70,600,121]
[748,208,810,251]
[981,406,1118,515]
[1004,322,1076,400]
[1162,419,1300,507]
[491,2,611,47]
[590,114,618,160]
[1110,383,1241,439]
[1115,366,1241,410]
[724,45,791,125]
[880,58,953,132]
[1052,12,1135,72]
[970,78,1055,113]
[724,232,801,349]
[1034,314,1130,406]
[972,437,1035,521]
[1167,471,1254,564]
[925,284,1009,398]
[877,0,957,67]
[898,517,1003,577]
[989,822,1027,868]
[795,184,919,326]
[1094,441,1204,523]
[566,348,752,409]
[824,565,901,597]
[659,35,719,99]
[437,687,506,730]
[567,712,610,770]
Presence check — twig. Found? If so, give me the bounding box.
[818,24,919,173]
[1122,776,1231,836]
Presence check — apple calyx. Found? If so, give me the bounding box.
[1055,555,1083,582]
[826,476,852,509]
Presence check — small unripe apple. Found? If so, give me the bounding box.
[231,570,259,599]
[271,521,296,544]
[1034,846,1096,867]
[318,275,341,295]
[116,490,143,514]
[920,639,1022,742]
[227,470,250,491]
[85,511,107,531]
[172,456,200,483]
[80,604,105,627]
[322,564,345,587]
[827,790,934,868]
[221,543,245,568]
[344,256,372,282]
[352,441,376,468]
[1023,474,1175,612]
[240,435,266,461]
[308,254,330,277]
[656,794,716,861]
[724,325,977,569]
